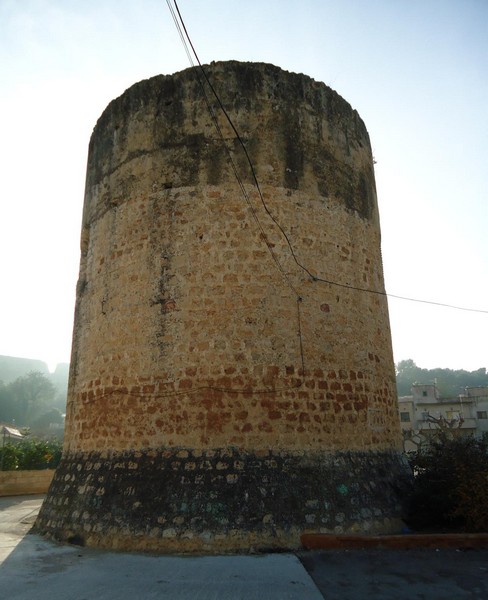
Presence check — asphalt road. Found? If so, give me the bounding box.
[299,548,488,599]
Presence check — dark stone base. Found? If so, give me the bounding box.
[35,447,412,553]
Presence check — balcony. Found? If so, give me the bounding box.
[416,417,477,431]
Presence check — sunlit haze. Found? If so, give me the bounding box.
[0,0,486,372]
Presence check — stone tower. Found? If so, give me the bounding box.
[36,62,408,552]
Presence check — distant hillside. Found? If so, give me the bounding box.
[0,355,69,394]
[0,355,49,384]
[49,362,70,391]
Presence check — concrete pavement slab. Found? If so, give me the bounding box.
[0,494,45,562]
[1,538,323,600]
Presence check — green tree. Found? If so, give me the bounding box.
[8,371,56,426]
[396,360,425,396]
[32,408,64,438]
[0,380,17,423]
[396,360,488,398]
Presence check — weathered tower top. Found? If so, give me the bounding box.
[84,61,376,226]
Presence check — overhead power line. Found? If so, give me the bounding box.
[166,0,488,317]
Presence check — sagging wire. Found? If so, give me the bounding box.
[167,0,308,383]
[167,0,488,317]
[167,0,298,296]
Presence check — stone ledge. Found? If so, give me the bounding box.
[301,532,488,550]
[0,470,55,497]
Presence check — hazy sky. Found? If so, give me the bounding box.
[0,0,486,372]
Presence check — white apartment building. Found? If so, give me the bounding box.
[398,384,488,451]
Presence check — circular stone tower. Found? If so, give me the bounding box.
[37,61,409,552]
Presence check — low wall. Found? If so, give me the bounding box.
[0,470,55,496]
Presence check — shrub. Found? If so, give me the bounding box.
[406,433,488,532]
[0,438,62,471]
[0,444,19,470]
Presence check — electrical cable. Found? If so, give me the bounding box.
[168,0,308,381]
[168,0,299,296]
[158,1,306,393]
[168,0,488,317]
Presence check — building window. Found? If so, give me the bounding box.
[400,412,411,422]
[422,390,428,397]
[477,411,487,420]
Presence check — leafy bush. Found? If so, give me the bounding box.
[406,433,488,532]
[0,444,19,470]
[0,438,62,471]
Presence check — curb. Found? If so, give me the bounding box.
[301,533,488,550]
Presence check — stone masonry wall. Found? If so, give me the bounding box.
[66,183,397,453]
[39,449,408,552]
[36,62,409,551]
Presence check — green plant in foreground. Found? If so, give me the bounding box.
[0,438,62,471]
[407,433,488,532]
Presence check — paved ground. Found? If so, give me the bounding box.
[0,495,321,600]
[298,548,488,599]
[2,495,488,599]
